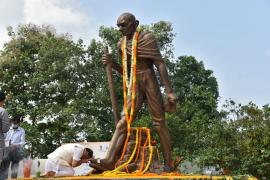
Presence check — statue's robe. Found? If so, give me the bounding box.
[118,32,163,61]
[117,32,165,122]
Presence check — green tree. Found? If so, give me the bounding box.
[167,56,220,160]
[0,24,100,157]
[232,102,270,178]
[204,100,270,178]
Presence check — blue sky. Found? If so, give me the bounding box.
[1,0,270,107]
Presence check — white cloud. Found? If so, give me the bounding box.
[0,0,99,49]
[23,0,98,43]
[23,0,87,26]
[0,0,24,24]
[0,0,24,49]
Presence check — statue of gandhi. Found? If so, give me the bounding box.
[101,12,177,172]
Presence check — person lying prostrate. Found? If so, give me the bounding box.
[44,144,93,177]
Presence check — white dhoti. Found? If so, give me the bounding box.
[44,158,75,177]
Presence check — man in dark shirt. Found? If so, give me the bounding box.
[0,91,10,171]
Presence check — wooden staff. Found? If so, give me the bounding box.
[104,46,120,127]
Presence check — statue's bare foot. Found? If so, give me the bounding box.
[100,158,115,170]
[89,158,115,173]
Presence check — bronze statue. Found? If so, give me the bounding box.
[100,12,177,172]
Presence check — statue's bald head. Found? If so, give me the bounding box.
[117,12,136,24]
[117,12,139,38]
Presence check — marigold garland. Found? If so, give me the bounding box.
[118,31,139,162]
[139,128,149,172]
[103,30,154,176]
[111,128,139,173]
[122,31,139,125]
[134,128,142,163]
[142,128,153,173]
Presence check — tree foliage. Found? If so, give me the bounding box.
[0,21,268,178]
[216,101,270,178]
[0,24,104,157]
[167,56,220,160]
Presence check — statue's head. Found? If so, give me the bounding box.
[117,12,139,37]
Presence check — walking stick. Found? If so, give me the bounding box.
[104,46,120,127]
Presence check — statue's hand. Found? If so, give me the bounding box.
[165,92,177,113]
[167,92,177,103]
[102,53,112,65]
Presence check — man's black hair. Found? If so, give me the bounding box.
[11,115,23,123]
[85,148,93,158]
[0,91,6,102]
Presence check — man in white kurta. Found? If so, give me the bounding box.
[1,115,25,179]
[44,144,93,177]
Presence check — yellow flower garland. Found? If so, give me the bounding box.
[103,30,154,176]
[120,31,154,174]
[122,31,139,125]
[118,31,139,163]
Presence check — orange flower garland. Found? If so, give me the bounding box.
[102,30,154,176]
[122,31,139,125]
[134,128,142,163]
[118,31,139,163]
